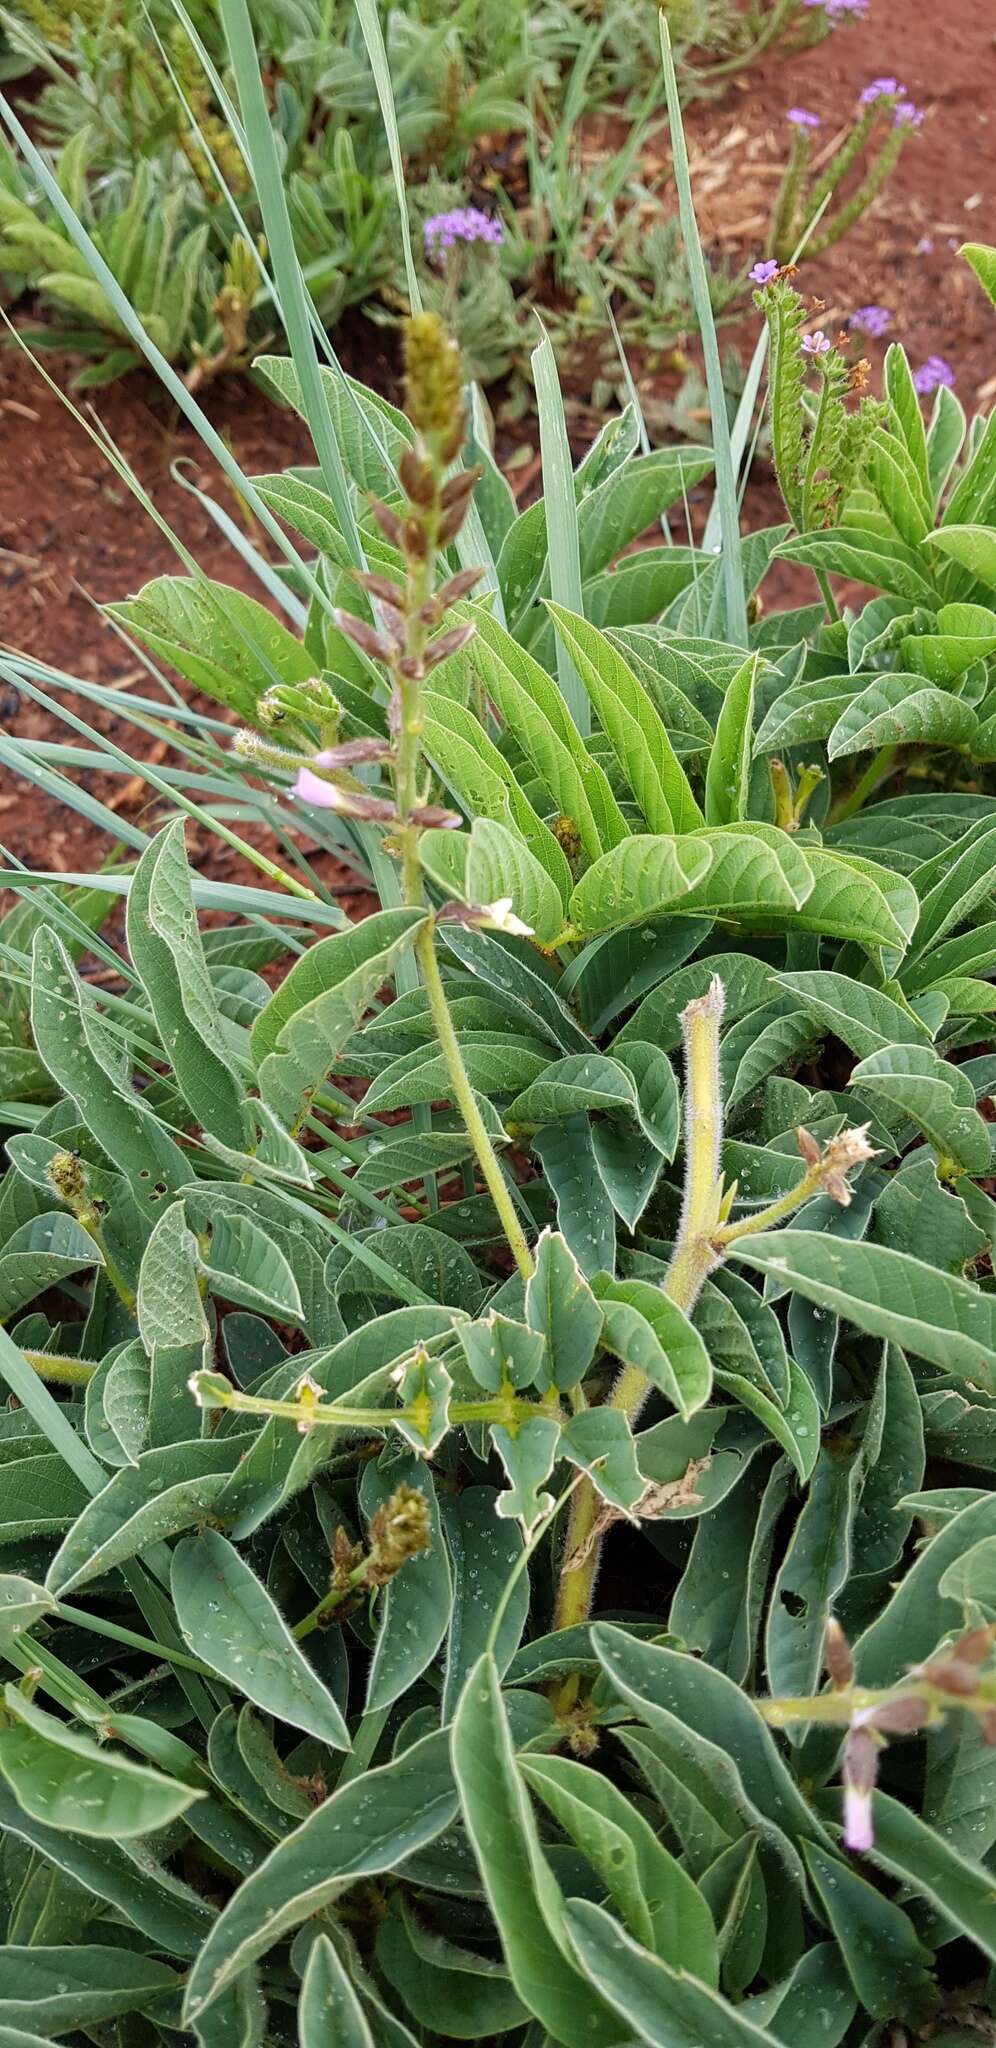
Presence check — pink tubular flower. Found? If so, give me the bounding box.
[787,106,821,127]
[292,764,344,808]
[749,258,779,284]
[860,76,900,103]
[912,354,955,394]
[802,330,832,355]
[843,1779,874,1851]
[842,1722,878,1853]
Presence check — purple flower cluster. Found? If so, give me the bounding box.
[894,100,923,126]
[849,303,892,337]
[423,207,503,261]
[749,258,779,285]
[859,75,899,103]
[912,355,955,394]
[804,0,868,17]
[787,106,820,128]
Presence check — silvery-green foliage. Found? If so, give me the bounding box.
[2,88,996,2048]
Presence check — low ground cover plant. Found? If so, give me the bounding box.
[2,7,996,2045]
[0,0,881,386]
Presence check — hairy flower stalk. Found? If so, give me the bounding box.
[288,312,533,1282]
[552,977,876,1643]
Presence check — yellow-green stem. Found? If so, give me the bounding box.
[415,920,533,1282]
[21,1349,96,1387]
[553,981,725,1639]
[759,1679,996,1728]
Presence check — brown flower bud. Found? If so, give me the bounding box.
[952,1625,995,1666]
[410,803,463,830]
[918,1656,983,1698]
[439,409,469,466]
[867,1694,930,1734]
[331,608,392,663]
[354,571,406,609]
[824,1616,854,1690]
[434,566,485,609]
[819,1125,880,1207]
[403,516,429,562]
[369,497,405,548]
[797,1126,821,1171]
[310,739,393,770]
[440,467,481,512]
[424,621,476,669]
[399,445,437,506]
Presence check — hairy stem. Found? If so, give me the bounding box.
[553,980,726,1640]
[21,1349,96,1386]
[759,1678,995,1728]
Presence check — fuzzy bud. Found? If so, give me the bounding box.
[402,313,463,447]
[366,1483,431,1585]
[46,1150,88,1208]
[824,1617,854,1691]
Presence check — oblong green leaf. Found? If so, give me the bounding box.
[0,1689,198,1839]
[183,1730,457,2019]
[731,1233,996,1388]
[171,1528,350,1748]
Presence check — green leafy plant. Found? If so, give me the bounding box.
[4,10,996,2045]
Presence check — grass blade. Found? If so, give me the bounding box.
[353,0,422,313]
[658,13,746,644]
[532,322,589,734]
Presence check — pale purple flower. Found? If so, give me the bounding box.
[749,258,779,284]
[842,1721,877,1853]
[292,764,342,808]
[915,235,933,253]
[843,1778,874,1850]
[912,355,955,394]
[822,0,869,16]
[859,76,900,104]
[894,100,923,126]
[802,330,833,355]
[787,106,821,128]
[849,303,892,337]
[423,207,503,261]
